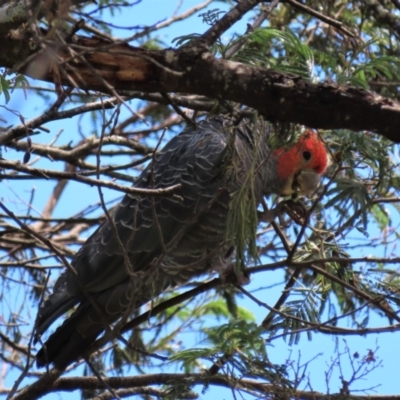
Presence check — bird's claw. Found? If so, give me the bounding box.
[278,199,308,225]
[258,199,308,225]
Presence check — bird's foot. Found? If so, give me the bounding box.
[278,199,308,225]
[258,199,308,225]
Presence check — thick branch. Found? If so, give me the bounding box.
[2,36,400,143]
[13,373,400,400]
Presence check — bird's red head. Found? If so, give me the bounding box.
[273,130,329,195]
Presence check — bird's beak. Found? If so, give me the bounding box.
[279,170,322,196]
[293,170,322,195]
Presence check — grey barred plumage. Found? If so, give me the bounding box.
[35,117,328,368]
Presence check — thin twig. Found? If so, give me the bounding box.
[282,0,355,38]
[225,0,281,59]
[199,0,263,47]
[0,159,181,197]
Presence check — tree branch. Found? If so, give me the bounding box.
[2,36,400,143]
[198,0,263,46]
[0,159,181,197]
[12,373,400,400]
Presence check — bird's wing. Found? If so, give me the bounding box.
[37,120,231,334]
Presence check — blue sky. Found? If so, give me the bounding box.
[1,1,400,399]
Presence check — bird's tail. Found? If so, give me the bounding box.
[36,306,101,369]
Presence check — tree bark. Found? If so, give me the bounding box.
[2,32,400,143]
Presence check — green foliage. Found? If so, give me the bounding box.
[325,177,372,230]
[344,55,400,89]
[273,288,320,345]
[226,119,266,273]
[172,33,203,47]
[171,319,290,385]
[233,28,316,79]
[230,27,400,93]
[325,36,400,88]
[0,75,10,103]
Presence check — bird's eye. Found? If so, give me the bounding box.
[302,151,311,161]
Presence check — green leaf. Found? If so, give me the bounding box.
[0,76,11,103]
